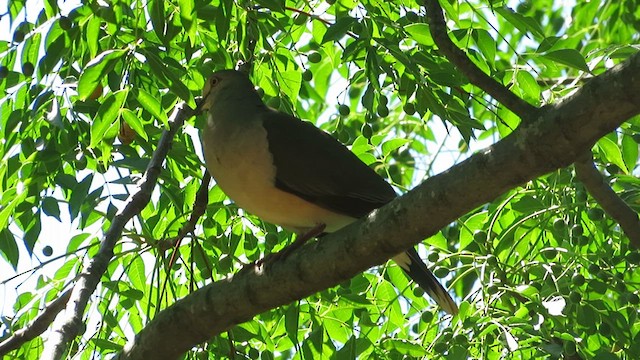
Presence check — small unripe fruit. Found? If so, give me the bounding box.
[587,208,604,221]
[421,311,434,323]
[13,30,25,43]
[568,291,582,303]
[361,123,373,139]
[403,102,416,115]
[42,246,53,256]
[338,104,350,116]
[302,69,313,82]
[473,230,487,242]
[376,104,389,117]
[543,248,557,259]
[576,190,588,202]
[267,97,281,109]
[570,224,584,238]
[59,16,73,30]
[553,218,566,231]
[22,62,35,77]
[308,52,322,63]
[434,267,449,278]
[572,274,585,286]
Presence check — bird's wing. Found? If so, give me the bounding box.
[261,109,397,218]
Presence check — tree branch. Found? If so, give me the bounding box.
[422,0,539,118]
[116,52,640,360]
[0,289,71,356]
[574,153,640,248]
[157,171,211,253]
[41,104,196,360]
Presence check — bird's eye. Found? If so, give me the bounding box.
[210,77,220,87]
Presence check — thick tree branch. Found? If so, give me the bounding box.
[0,289,71,355]
[575,153,640,248]
[423,0,539,118]
[117,52,640,360]
[41,104,196,360]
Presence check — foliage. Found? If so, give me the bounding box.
[1,0,639,359]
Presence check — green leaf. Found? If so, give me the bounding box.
[322,16,356,43]
[542,49,590,72]
[148,0,166,41]
[178,0,196,43]
[127,255,147,291]
[511,195,545,213]
[0,228,19,269]
[121,109,148,141]
[78,49,126,100]
[460,211,488,250]
[516,71,540,102]
[41,196,61,221]
[404,24,434,46]
[474,29,496,65]
[284,304,299,344]
[135,88,168,127]
[425,232,448,251]
[381,139,410,156]
[278,71,302,106]
[621,133,638,174]
[597,136,628,173]
[91,338,123,351]
[91,89,129,147]
[496,7,545,39]
[86,15,101,58]
[255,0,284,11]
[0,189,27,231]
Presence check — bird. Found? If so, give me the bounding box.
[199,69,458,315]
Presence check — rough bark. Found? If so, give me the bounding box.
[117,51,640,360]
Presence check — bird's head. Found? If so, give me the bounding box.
[200,70,261,112]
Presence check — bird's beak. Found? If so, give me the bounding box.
[198,88,213,113]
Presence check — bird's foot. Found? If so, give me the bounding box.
[254,223,327,269]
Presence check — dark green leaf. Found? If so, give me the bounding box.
[91,89,129,147]
[78,49,126,100]
[0,228,19,269]
[322,17,356,43]
[42,196,61,221]
[542,49,590,72]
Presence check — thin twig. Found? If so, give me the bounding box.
[574,152,640,248]
[0,289,72,356]
[40,103,197,360]
[158,171,212,301]
[422,0,538,118]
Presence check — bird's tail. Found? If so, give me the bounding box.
[392,248,459,315]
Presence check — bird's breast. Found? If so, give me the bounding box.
[202,115,354,233]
